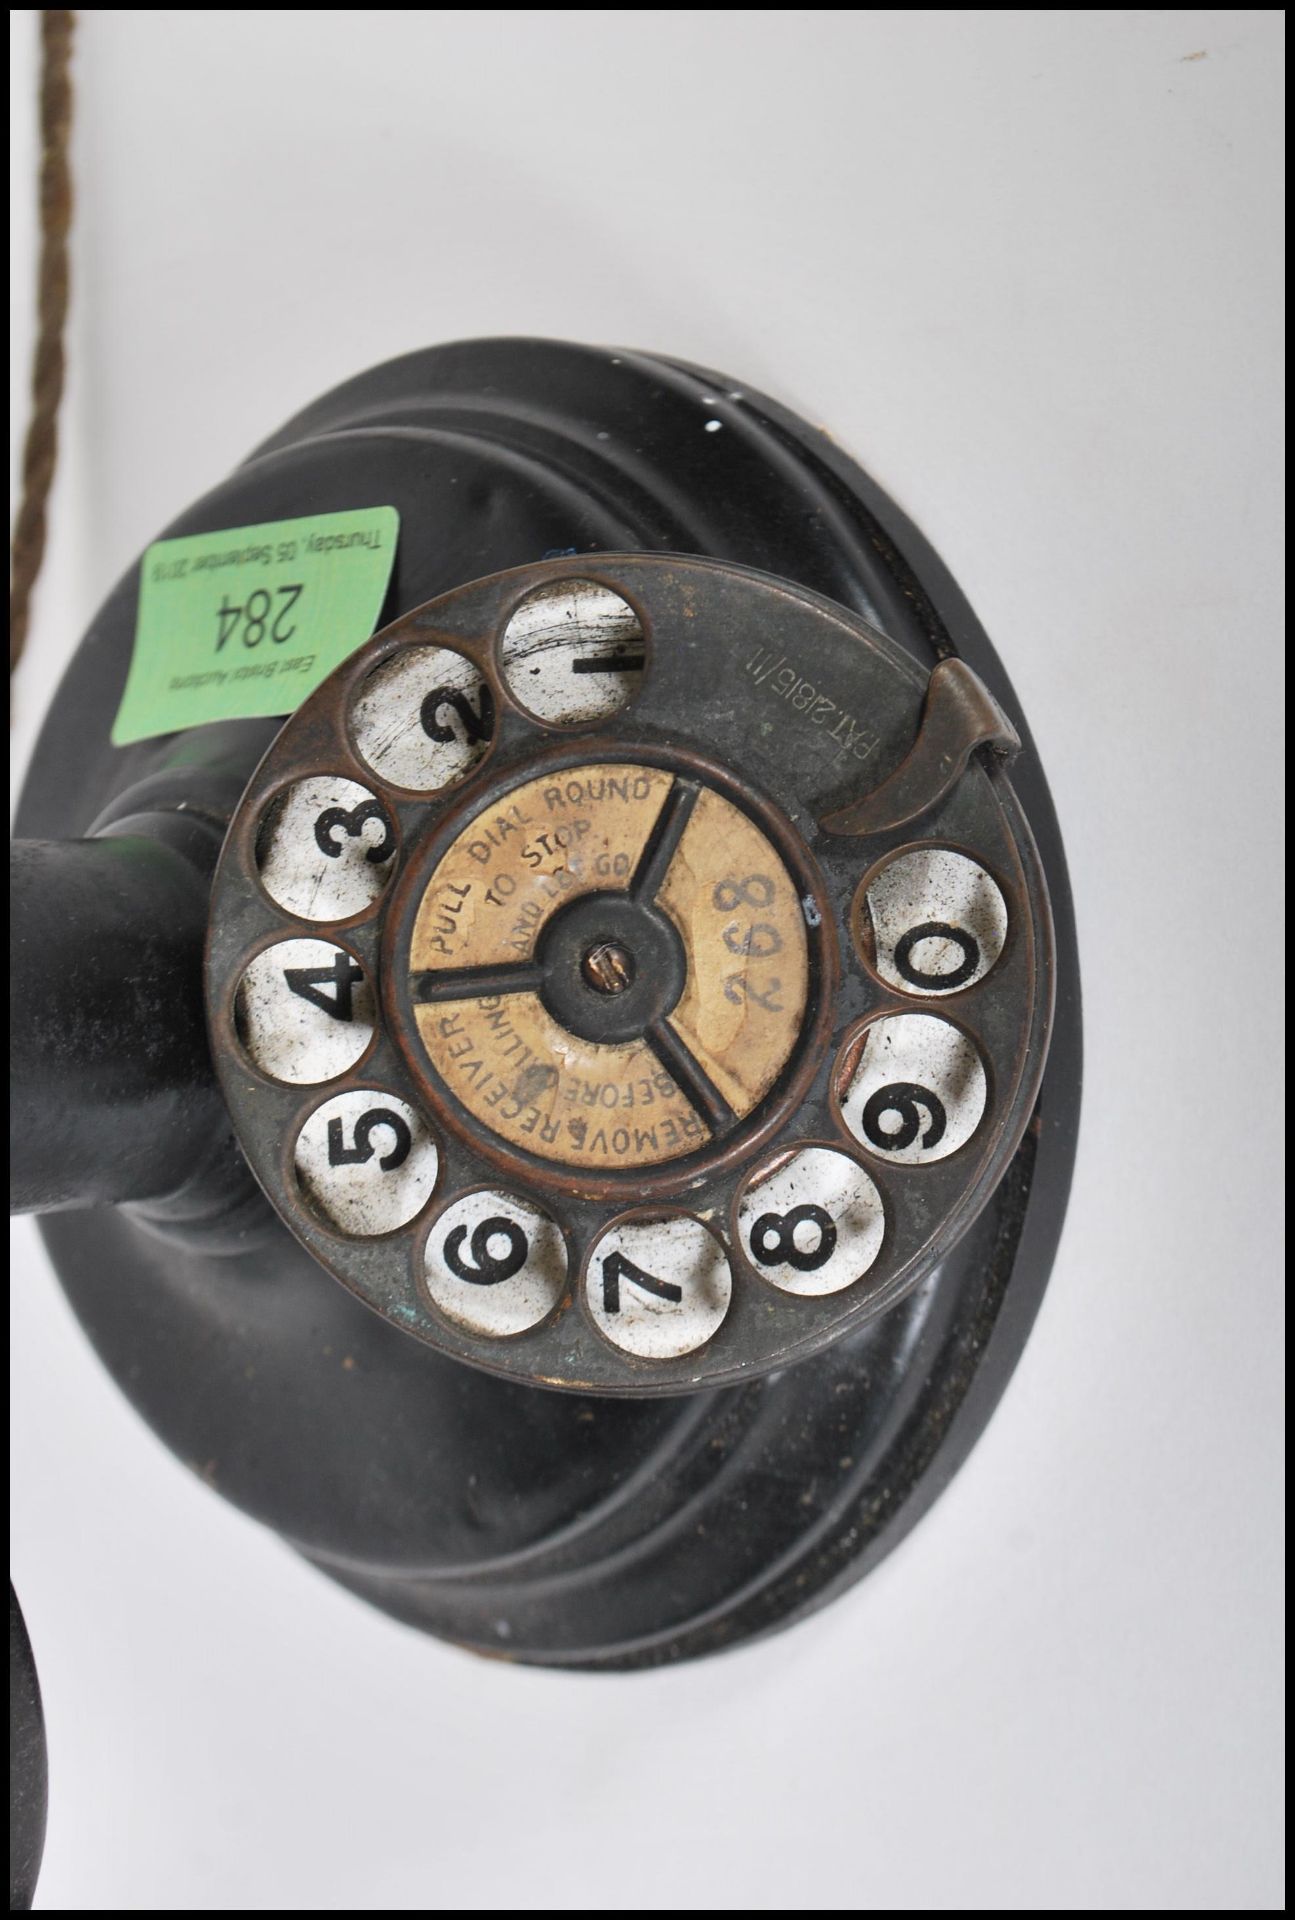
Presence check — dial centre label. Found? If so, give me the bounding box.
[407,761,810,1172]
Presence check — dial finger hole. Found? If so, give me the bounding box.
[736,1146,885,1296]
[294,1090,438,1235]
[423,1189,567,1336]
[235,937,374,1084]
[352,644,494,793]
[585,1213,731,1359]
[257,775,397,921]
[500,579,646,725]
[858,847,1007,995]
[838,1013,987,1164]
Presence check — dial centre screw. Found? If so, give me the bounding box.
[581,940,636,995]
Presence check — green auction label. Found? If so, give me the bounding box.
[111,506,400,745]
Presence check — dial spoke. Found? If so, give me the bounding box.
[646,1017,737,1136]
[412,961,543,1004]
[631,777,700,903]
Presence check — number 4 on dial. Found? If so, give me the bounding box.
[283,952,364,1022]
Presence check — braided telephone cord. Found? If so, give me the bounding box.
[10,10,75,683]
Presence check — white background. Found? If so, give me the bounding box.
[9,10,1284,1911]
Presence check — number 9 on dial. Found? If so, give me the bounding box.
[839,1014,987,1164]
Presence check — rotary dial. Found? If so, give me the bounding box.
[207,555,1053,1394]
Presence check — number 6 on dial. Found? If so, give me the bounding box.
[423,1191,567,1336]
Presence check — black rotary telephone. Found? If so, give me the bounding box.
[10,338,1080,1903]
